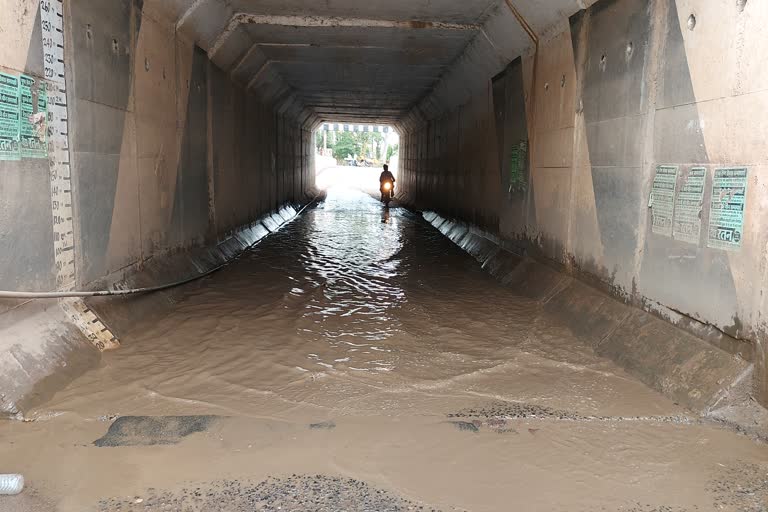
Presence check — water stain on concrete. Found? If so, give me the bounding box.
[93,416,219,447]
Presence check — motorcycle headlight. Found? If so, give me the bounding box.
[383,182,392,191]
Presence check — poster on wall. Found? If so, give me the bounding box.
[650,165,678,237]
[0,72,20,161]
[19,75,48,159]
[707,168,748,251]
[672,167,706,244]
[508,140,528,193]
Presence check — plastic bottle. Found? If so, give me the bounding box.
[0,474,24,495]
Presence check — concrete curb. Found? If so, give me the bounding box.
[84,201,309,338]
[422,211,752,415]
[0,301,99,419]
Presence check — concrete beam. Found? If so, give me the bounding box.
[314,113,396,118]
[303,101,414,107]
[232,42,450,82]
[247,60,273,89]
[317,117,400,124]
[297,107,316,127]
[209,13,480,60]
[176,0,208,32]
[291,80,436,87]
[271,86,295,112]
[301,93,415,99]
[231,43,264,76]
[305,107,410,112]
[307,104,412,110]
[277,93,300,115]
[314,110,401,116]
[268,59,449,68]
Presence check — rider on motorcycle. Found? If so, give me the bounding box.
[379,164,395,203]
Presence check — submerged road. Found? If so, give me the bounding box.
[3,177,768,511]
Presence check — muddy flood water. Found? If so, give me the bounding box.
[2,177,768,511]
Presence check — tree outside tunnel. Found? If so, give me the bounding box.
[316,125,399,165]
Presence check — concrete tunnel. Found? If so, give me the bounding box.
[2,0,768,510]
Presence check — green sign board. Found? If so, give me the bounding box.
[650,165,678,237]
[0,72,20,161]
[19,75,48,159]
[672,167,706,244]
[707,168,748,251]
[508,140,528,193]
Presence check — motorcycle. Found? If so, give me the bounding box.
[380,180,395,206]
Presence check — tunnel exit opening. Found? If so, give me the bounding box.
[313,122,400,193]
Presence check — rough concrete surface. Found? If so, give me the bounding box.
[423,211,755,420]
[0,301,99,419]
[399,0,768,406]
[1,0,768,507]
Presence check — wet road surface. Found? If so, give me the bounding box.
[2,179,768,511]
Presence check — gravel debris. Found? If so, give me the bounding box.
[709,462,768,512]
[96,475,445,511]
[447,402,695,426]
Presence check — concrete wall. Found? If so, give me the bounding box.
[0,0,312,417]
[399,0,768,406]
[0,0,311,292]
[422,211,753,419]
[68,0,313,286]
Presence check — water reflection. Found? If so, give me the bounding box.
[301,188,405,345]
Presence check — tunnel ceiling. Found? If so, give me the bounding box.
[147,0,594,129]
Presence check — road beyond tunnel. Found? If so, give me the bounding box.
[2,0,768,510]
[3,175,768,511]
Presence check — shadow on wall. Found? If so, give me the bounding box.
[71,1,311,288]
[398,94,501,231]
[0,0,313,296]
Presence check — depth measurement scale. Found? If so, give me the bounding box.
[40,0,74,289]
[40,0,119,351]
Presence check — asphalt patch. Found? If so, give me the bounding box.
[96,476,445,511]
[93,416,218,447]
[449,421,480,433]
[309,420,336,430]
